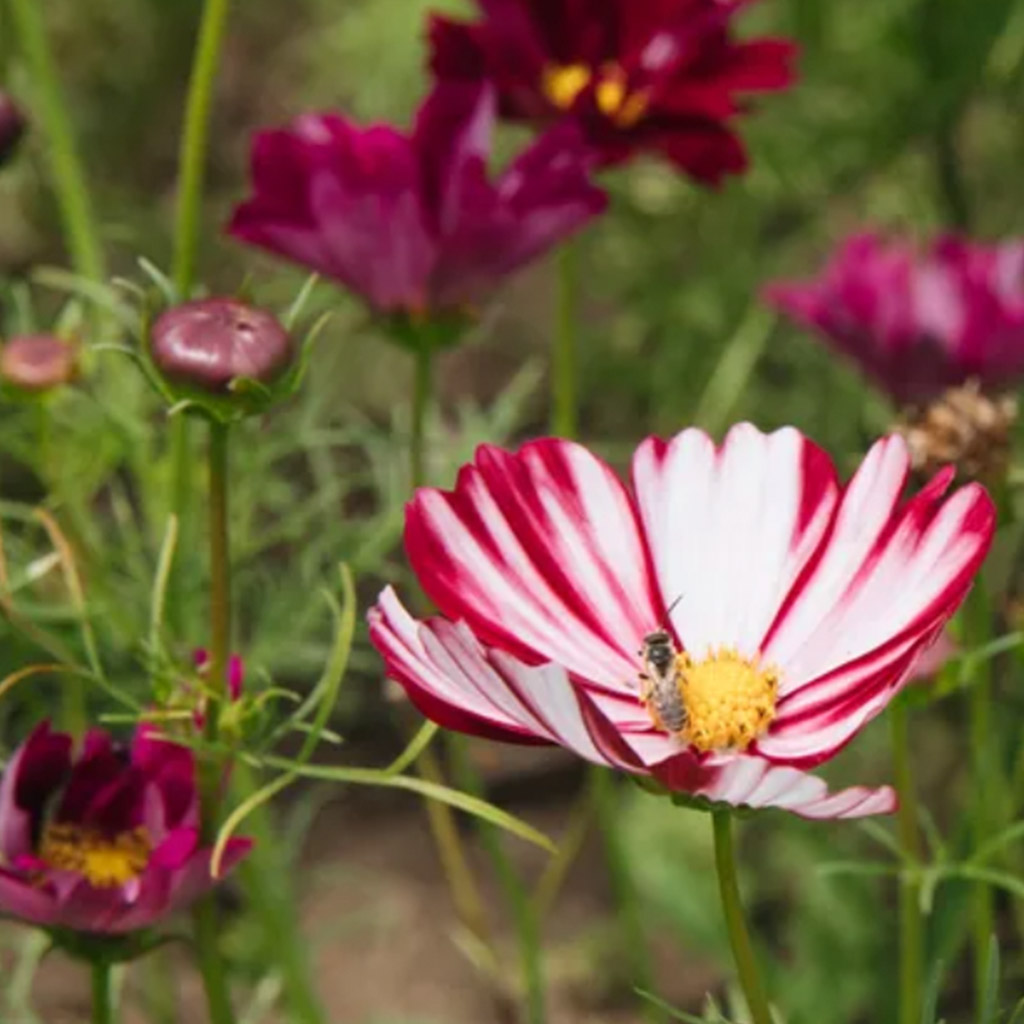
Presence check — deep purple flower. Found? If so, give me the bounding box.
[429,0,796,184]
[765,232,1024,405]
[228,81,606,319]
[0,723,250,934]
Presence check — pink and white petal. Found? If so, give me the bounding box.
[756,629,936,766]
[369,589,646,771]
[632,424,839,658]
[764,437,994,690]
[652,752,896,819]
[405,439,661,694]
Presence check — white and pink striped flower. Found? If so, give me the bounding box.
[370,424,995,819]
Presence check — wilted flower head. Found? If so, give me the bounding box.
[429,0,796,184]
[0,92,26,167]
[370,424,994,819]
[765,233,1024,405]
[0,723,250,934]
[228,81,606,322]
[0,335,77,393]
[151,298,293,395]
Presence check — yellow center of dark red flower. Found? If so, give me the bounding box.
[38,823,152,888]
[542,63,649,127]
[649,648,779,752]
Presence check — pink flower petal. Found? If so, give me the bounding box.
[406,438,662,695]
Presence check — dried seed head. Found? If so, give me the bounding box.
[0,93,27,167]
[150,298,293,394]
[897,379,1017,484]
[0,335,77,392]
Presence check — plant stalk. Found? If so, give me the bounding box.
[7,0,105,282]
[552,243,579,438]
[711,810,773,1024]
[934,117,971,232]
[191,419,236,1024]
[90,961,114,1024]
[407,341,494,959]
[891,699,923,1024]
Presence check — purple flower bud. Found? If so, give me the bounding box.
[0,92,26,167]
[150,298,293,395]
[0,335,77,393]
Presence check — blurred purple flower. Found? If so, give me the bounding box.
[765,232,1024,405]
[228,81,606,319]
[0,722,250,934]
[0,92,26,167]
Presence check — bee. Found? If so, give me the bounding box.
[638,597,686,734]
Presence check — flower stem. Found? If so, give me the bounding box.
[934,118,971,232]
[191,418,236,1024]
[891,699,923,1024]
[90,961,114,1024]
[173,0,232,298]
[552,242,579,438]
[591,768,660,1022]
[965,585,995,1012]
[410,342,432,490]
[234,760,328,1024]
[711,810,773,1024]
[407,340,494,963]
[450,736,546,1024]
[7,0,105,282]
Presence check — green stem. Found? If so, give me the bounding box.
[234,760,328,1024]
[891,700,923,1024]
[591,768,660,1022]
[934,118,971,232]
[7,0,105,282]
[173,0,232,298]
[191,419,236,1024]
[965,586,995,1013]
[552,243,578,438]
[410,342,432,490]
[407,339,496,967]
[450,736,546,1024]
[711,810,772,1024]
[90,961,114,1024]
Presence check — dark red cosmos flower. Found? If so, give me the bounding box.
[229,81,606,319]
[429,0,796,184]
[0,723,250,934]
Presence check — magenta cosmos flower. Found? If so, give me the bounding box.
[370,424,994,818]
[765,233,1024,405]
[229,81,606,319]
[0,722,250,934]
[429,0,796,184]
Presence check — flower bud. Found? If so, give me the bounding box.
[0,92,26,167]
[1,335,77,393]
[150,298,292,395]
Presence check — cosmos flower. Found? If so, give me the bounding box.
[370,424,994,818]
[429,0,796,184]
[764,233,1024,405]
[228,81,606,320]
[0,722,250,934]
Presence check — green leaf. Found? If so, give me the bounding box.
[980,936,999,1024]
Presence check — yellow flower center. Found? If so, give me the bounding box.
[542,63,592,110]
[542,63,649,127]
[649,648,779,752]
[38,823,152,888]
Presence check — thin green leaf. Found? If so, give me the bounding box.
[149,515,179,656]
[970,820,1024,867]
[384,720,439,776]
[980,936,999,1024]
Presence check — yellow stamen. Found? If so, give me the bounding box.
[595,65,649,127]
[659,648,778,752]
[542,63,592,110]
[38,823,152,888]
